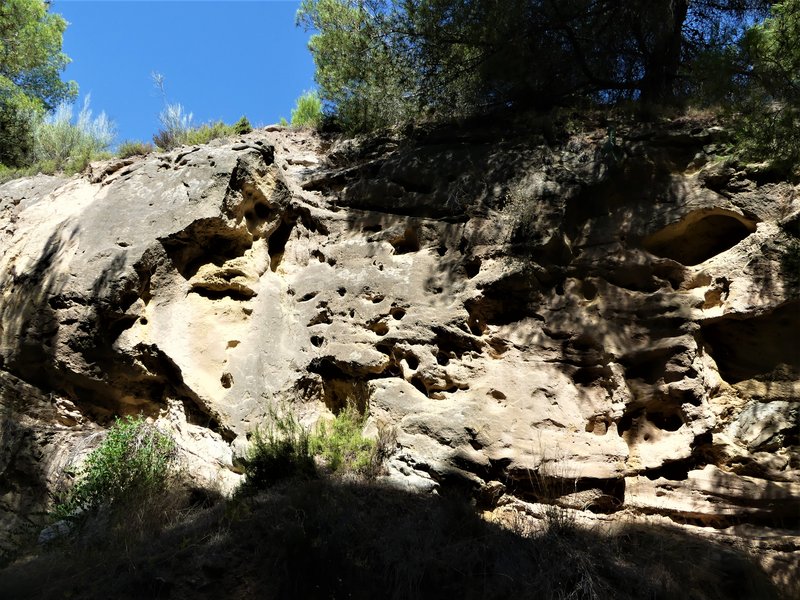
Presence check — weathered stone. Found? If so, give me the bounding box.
[0,120,797,582]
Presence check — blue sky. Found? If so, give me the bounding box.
[52,1,316,145]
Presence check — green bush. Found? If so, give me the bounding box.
[183,120,235,145]
[310,403,377,476]
[240,405,316,492]
[290,91,323,128]
[232,115,252,134]
[117,140,154,158]
[154,116,250,151]
[241,402,387,493]
[55,416,176,520]
[32,95,115,174]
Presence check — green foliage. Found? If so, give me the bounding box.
[0,0,77,167]
[240,405,316,491]
[183,120,233,145]
[55,416,176,520]
[154,116,247,150]
[32,95,115,174]
[232,115,253,134]
[290,90,323,128]
[310,403,377,475]
[733,1,800,170]
[0,163,34,183]
[240,402,386,492]
[278,116,289,127]
[297,1,771,131]
[297,0,417,132]
[117,140,154,158]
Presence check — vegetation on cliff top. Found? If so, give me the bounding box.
[3,1,800,177]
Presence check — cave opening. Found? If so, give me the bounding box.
[642,212,756,266]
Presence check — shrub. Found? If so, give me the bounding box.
[290,91,323,128]
[55,416,176,521]
[33,95,115,174]
[117,140,154,158]
[240,405,316,492]
[153,101,193,150]
[310,402,378,476]
[183,120,235,146]
[232,115,252,134]
[154,116,248,151]
[0,164,26,183]
[240,402,388,493]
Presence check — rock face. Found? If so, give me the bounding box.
[0,119,798,584]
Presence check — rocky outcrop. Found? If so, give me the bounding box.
[0,118,797,585]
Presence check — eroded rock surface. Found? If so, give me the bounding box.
[0,120,797,584]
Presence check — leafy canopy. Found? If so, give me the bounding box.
[297,0,772,132]
[0,0,76,166]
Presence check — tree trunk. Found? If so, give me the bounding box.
[640,0,690,103]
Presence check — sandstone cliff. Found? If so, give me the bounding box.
[0,117,798,589]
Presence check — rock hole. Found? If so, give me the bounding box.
[308,310,332,326]
[268,218,295,272]
[617,408,643,437]
[191,287,255,302]
[436,352,450,366]
[573,365,612,385]
[649,411,683,432]
[642,211,757,266]
[467,316,484,336]
[160,221,253,279]
[621,347,673,385]
[582,280,598,301]
[390,227,421,255]
[437,246,447,257]
[371,294,385,304]
[310,335,324,347]
[391,307,406,320]
[586,417,609,435]
[464,257,481,278]
[139,317,148,325]
[490,389,506,400]
[311,250,326,263]
[363,223,382,233]
[220,372,233,388]
[701,301,800,383]
[337,287,346,297]
[254,203,269,219]
[327,257,337,266]
[405,354,420,370]
[299,291,318,302]
[644,461,691,481]
[369,321,389,336]
[227,340,240,349]
[410,376,428,397]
